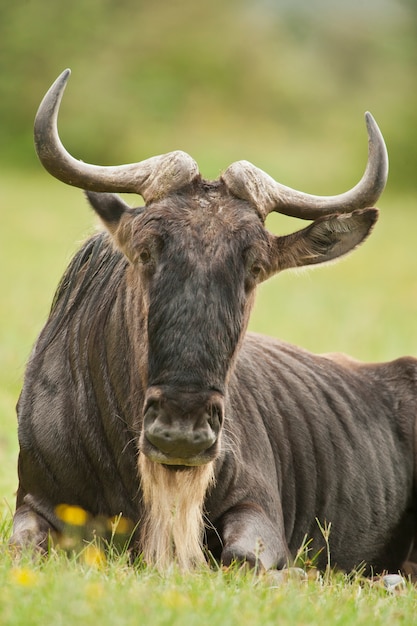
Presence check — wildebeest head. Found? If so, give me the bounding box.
[34,69,388,470]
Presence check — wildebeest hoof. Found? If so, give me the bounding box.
[264,567,308,586]
[8,531,48,558]
[380,574,406,593]
[221,547,262,571]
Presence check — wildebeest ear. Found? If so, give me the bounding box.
[85,191,131,233]
[273,208,378,272]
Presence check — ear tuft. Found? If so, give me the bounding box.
[307,208,378,261]
[272,207,379,273]
[85,191,130,228]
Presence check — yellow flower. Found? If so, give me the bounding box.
[109,515,134,535]
[10,567,39,587]
[82,545,107,568]
[85,581,105,600]
[55,504,89,526]
[162,589,191,609]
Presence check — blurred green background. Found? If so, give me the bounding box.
[1,0,417,189]
[0,0,416,513]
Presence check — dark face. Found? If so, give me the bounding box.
[88,180,378,468]
[115,181,272,466]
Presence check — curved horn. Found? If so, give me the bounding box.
[34,69,199,203]
[222,112,388,221]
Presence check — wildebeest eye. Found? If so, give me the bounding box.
[138,248,152,265]
[243,248,266,288]
[250,264,263,279]
[247,260,265,282]
[244,260,265,292]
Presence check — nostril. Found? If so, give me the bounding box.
[193,430,207,444]
[143,395,162,417]
[207,400,224,433]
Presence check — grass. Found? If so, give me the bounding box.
[1,171,417,624]
[1,536,417,626]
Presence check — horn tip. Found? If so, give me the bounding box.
[50,69,71,92]
[364,111,381,136]
[60,68,71,83]
[364,110,375,129]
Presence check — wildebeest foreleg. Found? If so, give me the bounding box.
[9,503,55,553]
[219,502,288,570]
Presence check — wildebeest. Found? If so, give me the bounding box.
[11,69,417,576]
